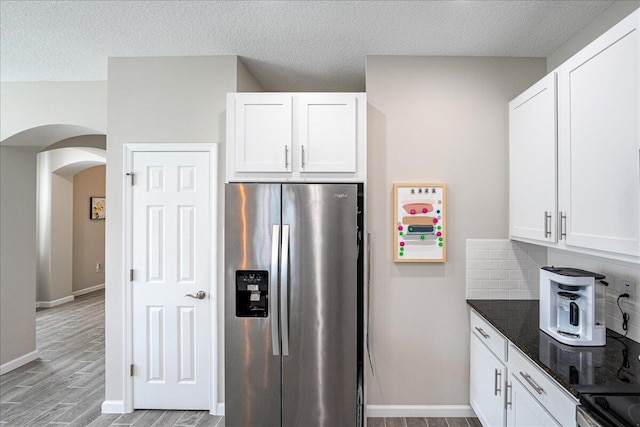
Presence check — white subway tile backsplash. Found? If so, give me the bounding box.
[490,270,510,280]
[499,280,520,290]
[490,290,510,299]
[499,240,514,250]
[467,269,490,280]
[467,289,490,299]
[467,250,489,260]
[499,260,521,270]
[509,270,527,280]
[467,239,547,301]
[489,250,509,260]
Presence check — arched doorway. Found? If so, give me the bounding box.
[0,125,105,374]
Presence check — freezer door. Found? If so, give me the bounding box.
[282,184,358,427]
[225,183,282,427]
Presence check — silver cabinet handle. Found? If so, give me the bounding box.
[494,368,502,396]
[270,224,281,356]
[301,145,305,169]
[519,371,544,395]
[184,291,206,299]
[505,381,512,409]
[284,145,289,169]
[280,224,290,356]
[474,326,490,339]
[544,211,551,238]
[559,211,567,240]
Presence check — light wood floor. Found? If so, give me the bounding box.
[0,290,480,427]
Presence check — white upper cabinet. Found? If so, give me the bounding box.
[557,10,640,257]
[298,94,357,173]
[234,94,292,173]
[227,92,366,182]
[509,9,640,261]
[509,73,557,243]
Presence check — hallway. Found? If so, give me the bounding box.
[0,290,223,426]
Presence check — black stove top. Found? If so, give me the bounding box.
[580,393,640,427]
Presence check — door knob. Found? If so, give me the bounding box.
[185,290,206,299]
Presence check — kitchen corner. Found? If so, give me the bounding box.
[466,236,640,426]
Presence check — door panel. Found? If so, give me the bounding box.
[509,73,557,243]
[224,183,282,427]
[298,94,357,173]
[234,95,293,173]
[558,17,640,256]
[132,151,211,409]
[282,184,358,427]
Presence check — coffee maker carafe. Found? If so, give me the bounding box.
[540,267,606,346]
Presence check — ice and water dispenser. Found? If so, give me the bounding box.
[539,267,606,346]
[235,270,269,317]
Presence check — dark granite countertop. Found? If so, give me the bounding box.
[467,300,640,398]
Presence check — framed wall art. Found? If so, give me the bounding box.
[90,197,106,220]
[393,183,446,262]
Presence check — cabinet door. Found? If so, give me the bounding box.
[470,333,506,427]
[557,11,640,256]
[234,94,292,173]
[297,94,357,173]
[509,73,558,243]
[506,377,560,427]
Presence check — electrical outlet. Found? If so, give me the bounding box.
[616,278,636,300]
[96,262,101,273]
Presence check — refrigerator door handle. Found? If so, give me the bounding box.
[281,224,290,356]
[270,224,281,356]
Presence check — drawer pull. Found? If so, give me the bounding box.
[519,371,544,395]
[494,368,502,396]
[474,327,490,339]
[505,381,512,408]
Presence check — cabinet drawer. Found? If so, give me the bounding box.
[470,310,507,362]
[508,344,577,427]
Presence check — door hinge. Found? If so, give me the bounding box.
[129,269,134,281]
[126,172,134,186]
[130,364,134,377]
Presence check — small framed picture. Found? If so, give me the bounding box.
[393,183,446,262]
[90,197,106,220]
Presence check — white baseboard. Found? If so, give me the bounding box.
[0,350,39,375]
[36,295,74,309]
[366,405,476,418]
[214,402,225,416]
[72,283,105,297]
[101,400,126,414]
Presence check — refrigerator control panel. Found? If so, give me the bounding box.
[235,270,269,317]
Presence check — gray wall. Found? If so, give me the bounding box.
[547,1,640,71]
[105,56,239,409]
[73,165,106,292]
[365,56,546,406]
[0,146,38,368]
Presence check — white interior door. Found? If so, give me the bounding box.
[131,150,212,409]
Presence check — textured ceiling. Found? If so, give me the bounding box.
[1,0,616,91]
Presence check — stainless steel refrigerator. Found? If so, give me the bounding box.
[225,183,364,427]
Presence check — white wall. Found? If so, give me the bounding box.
[0,146,38,371]
[0,82,106,143]
[547,1,640,71]
[105,55,240,411]
[365,56,546,410]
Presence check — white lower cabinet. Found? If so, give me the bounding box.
[470,333,507,427]
[506,374,559,427]
[470,309,578,427]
